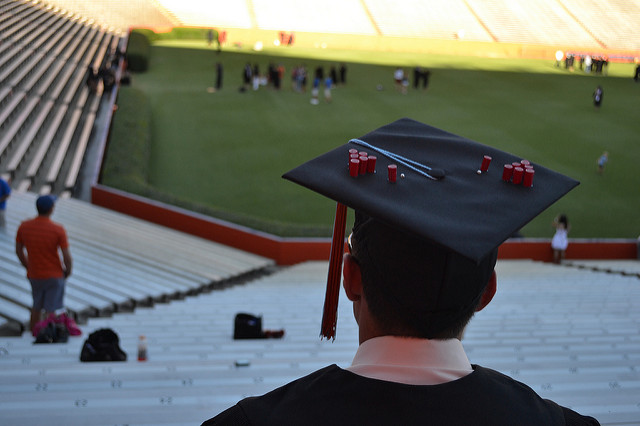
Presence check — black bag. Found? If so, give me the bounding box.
[80,328,127,362]
[34,322,69,344]
[233,313,285,340]
[234,313,263,339]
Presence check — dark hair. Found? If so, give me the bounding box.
[36,205,51,215]
[349,217,496,340]
[558,214,569,227]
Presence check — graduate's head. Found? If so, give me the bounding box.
[283,118,579,340]
[347,212,498,339]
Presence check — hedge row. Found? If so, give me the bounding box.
[126,28,218,72]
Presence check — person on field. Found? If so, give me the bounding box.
[593,85,603,108]
[597,151,608,174]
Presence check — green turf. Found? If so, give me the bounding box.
[106,41,640,239]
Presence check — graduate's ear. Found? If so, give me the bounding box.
[476,270,497,312]
[342,253,363,302]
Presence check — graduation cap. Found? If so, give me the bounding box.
[283,118,579,340]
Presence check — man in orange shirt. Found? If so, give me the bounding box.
[15,195,72,334]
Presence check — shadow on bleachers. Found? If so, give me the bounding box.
[0,0,123,197]
[0,259,638,425]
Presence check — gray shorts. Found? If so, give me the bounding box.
[29,278,65,312]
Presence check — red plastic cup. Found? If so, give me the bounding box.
[388,164,397,182]
[520,159,531,168]
[523,168,535,187]
[480,155,492,172]
[502,164,514,181]
[358,151,368,157]
[349,148,358,155]
[358,156,368,175]
[366,155,377,173]
[349,159,360,177]
[513,167,524,184]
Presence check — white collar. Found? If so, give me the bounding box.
[346,335,473,385]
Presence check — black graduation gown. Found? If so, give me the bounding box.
[202,364,600,426]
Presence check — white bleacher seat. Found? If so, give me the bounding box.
[1,7,46,41]
[0,47,34,83]
[21,55,55,94]
[464,0,601,47]
[29,9,67,49]
[365,0,493,40]
[25,104,68,181]
[251,0,376,35]
[1,259,638,424]
[38,14,77,56]
[560,0,640,51]
[19,10,60,48]
[7,51,44,88]
[63,22,93,63]
[0,191,274,334]
[33,57,66,98]
[0,95,39,159]
[0,297,29,329]
[9,7,50,45]
[44,107,82,186]
[0,86,12,105]
[64,93,98,191]
[0,43,22,72]
[0,4,34,35]
[5,100,54,178]
[15,179,30,192]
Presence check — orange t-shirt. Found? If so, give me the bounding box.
[16,216,69,280]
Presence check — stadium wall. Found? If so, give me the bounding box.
[91,184,637,265]
[176,27,639,62]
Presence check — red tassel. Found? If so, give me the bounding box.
[320,202,348,340]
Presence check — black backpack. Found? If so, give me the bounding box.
[234,313,263,339]
[34,322,69,344]
[233,313,285,339]
[80,328,127,362]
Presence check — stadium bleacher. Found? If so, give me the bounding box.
[0,191,274,334]
[0,0,123,195]
[1,258,639,425]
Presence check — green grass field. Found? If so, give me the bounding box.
[104,39,640,239]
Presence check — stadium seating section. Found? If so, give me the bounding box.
[0,0,122,196]
[39,0,640,49]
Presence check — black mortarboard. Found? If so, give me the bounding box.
[283,118,578,339]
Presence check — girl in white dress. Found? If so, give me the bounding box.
[551,214,570,264]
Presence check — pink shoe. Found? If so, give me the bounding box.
[32,313,56,337]
[58,313,82,336]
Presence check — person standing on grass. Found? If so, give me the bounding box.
[215,62,223,91]
[597,151,608,174]
[593,85,603,108]
[15,195,73,335]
